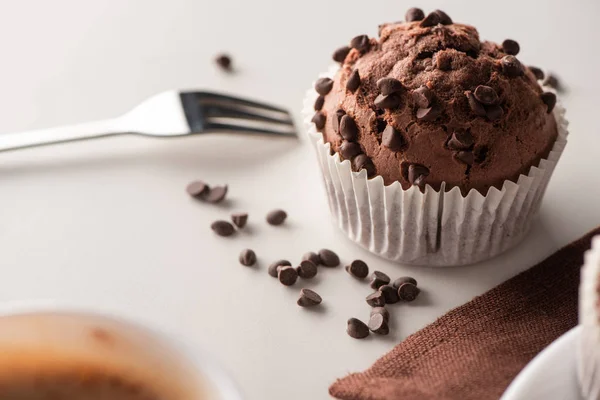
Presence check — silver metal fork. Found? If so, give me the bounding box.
[0,91,296,152]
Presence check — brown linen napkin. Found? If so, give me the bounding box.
[330,227,600,400]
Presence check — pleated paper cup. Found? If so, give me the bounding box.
[579,236,600,399]
[303,68,569,266]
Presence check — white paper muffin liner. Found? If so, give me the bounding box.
[579,236,600,399]
[303,67,569,266]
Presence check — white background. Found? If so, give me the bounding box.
[0,0,598,399]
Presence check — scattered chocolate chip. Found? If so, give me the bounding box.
[501,55,524,78]
[278,266,298,286]
[346,70,361,92]
[366,291,386,307]
[333,46,351,63]
[231,213,248,229]
[297,289,322,307]
[311,112,326,130]
[473,85,499,106]
[405,7,425,22]
[266,209,287,226]
[340,141,362,159]
[352,154,376,177]
[186,181,209,198]
[205,186,228,203]
[370,271,391,290]
[485,105,504,121]
[434,51,452,71]
[502,39,520,56]
[447,130,474,150]
[315,78,334,96]
[347,318,370,339]
[332,109,346,133]
[314,95,325,111]
[544,74,562,92]
[541,92,557,113]
[374,94,401,109]
[392,276,417,289]
[350,35,371,53]
[376,78,403,96]
[345,260,369,279]
[318,249,340,267]
[382,125,406,152]
[466,91,487,117]
[302,252,321,266]
[215,54,232,71]
[529,66,545,81]
[368,313,389,335]
[474,146,489,163]
[211,220,235,237]
[416,104,442,122]
[420,11,441,27]
[407,164,430,187]
[412,86,433,108]
[455,150,474,165]
[239,249,256,266]
[379,285,400,304]
[398,282,420,302]
[434,10,453,25]
[340,115,359,141]
[296,260,318,279]
[370,307,390,323]
[268,260,291,278]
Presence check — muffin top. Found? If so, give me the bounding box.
[311,8,558,195]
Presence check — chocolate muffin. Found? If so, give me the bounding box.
[312,9,558,195]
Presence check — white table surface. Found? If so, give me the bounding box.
[0,1,598,399]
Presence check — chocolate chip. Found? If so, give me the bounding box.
[352,154,376,177]
[231,213,248,229]
[211,220,235,237]
[370,271,391,290]
[379,285,400,304]
[347,318,370,339]
[366,291,386,307]
[434,10,453,25]
[346,70,361,92]
[370,307,390,323]
[311,112,326,130]
[314,95,325,111]
[473,85,499,106]
[239,249,256,266]
[466,91,487,117]
[529,66,545,81]
[416,104,442,122]
[447,130,474,151]
[434,51,452,71]
[420,11,441,27]
[407,164,430,187]
[541,92,557,113]
[398,282,420,302]
[268,260,291,278]
[382,125,406,152]
[475,146,489,163]
[501,55,524,78]
[333,46,351,63]
[205,186,228,203]
[315,78,334,96]
[455,151,474,165]
[350,35,370,53]
[332,109,346,133]
[296,260,318,279]
[278,266,298,286]
[297,289,322,307]
[186,181,209,198]
[340,141,362,159]
[266,209,287,226]
[376,78,403,96]
[345,260,369,279]
[502,39,520,56]
[318,249,340,267]
[544,74,562,92]
[302,252,321,266]
[412,86,433,108]
[340,115,359,141]
[368,313,389,335]
[215,54,232,71]
[405,7,425,22]
[392,276,417,289]
[374,94,401,109]
[485,105,504,121]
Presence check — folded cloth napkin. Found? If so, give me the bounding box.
[330,227,600,400]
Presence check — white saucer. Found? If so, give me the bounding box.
[501,326,582,400]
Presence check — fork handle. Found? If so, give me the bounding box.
[0,118,125,152]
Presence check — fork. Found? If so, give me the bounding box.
[0,91,296,152]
